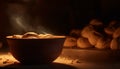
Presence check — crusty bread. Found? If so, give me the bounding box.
[70,29,81,37]
[104,27,115,35]
[63,36,77,47]
[81,25,95,38]
[89,19,103,26]
[77,37,93,48]
[88,31,103,46]
[104,20,119,36]
[109,20,120,28]
[113,27,120,38]
[95,38,111,49]
[110,38,120,50]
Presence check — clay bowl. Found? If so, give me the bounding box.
[6,36,65,65]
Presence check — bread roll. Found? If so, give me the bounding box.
[63,37,77,47]
[109,20,120,28]
[113,27,120,38]
[89,19,103,26]
[88,31,103,46]
[104,27,115,35]
[70,29,81,37]
[110,38,120,50]
[104,20,119,35]
[95,38,111,49]
[109,20,117,26]
[77,37,93,48]
[81,25,95,38]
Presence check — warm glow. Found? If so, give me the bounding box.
[0,52,19,67]
[6,32,65,39]
[0,53,74,67]
[54,57,75,64]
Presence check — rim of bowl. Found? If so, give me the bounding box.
[6,35,66,39]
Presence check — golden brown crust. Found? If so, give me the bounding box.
[89,19,103,26]
[110,38,119,50]
[104,27,115,35]
[95,38,111,49]
[70,29,81,37]
[113,27,120,38]
[88,31,103,46]
[63,37,77,47]
[81,25,95,38]
[77,37,93,48]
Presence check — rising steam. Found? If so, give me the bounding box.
[7,3,53,35]
[9,14,53,34]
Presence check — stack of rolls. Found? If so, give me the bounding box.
[63,19,120,50]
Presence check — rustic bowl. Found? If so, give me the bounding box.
[6,36,65,65]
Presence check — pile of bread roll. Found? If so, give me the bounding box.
[64,19,120,50]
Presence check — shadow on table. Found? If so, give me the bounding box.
[3,62,78,69]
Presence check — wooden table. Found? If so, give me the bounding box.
[0,48,120,69]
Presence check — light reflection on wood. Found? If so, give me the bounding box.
[0,52,19,67]
[0,52,74,67]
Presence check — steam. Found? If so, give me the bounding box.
[15,16,27,31]
[9,14,53,34]
[7,3,53,35]
[10,15,30,33]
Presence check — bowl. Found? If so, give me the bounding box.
[6,36,65,65]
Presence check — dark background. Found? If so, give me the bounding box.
[0,0,120,35]
[0,0,120,48]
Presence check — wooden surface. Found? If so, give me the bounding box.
[1,48,120,69]
[4,63,77,69]
[61,48,120,62]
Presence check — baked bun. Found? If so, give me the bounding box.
[89,19,103,27]
[63,36,77,47]
[81,25,95,38]
[110,38,120,50]
[104,27,115,35]
[70,29,81,37]
[77,37,93,48]
[113,27,120,38]
[104,20,119,35]
[88,31,103,46]
[95,38,111,49]
[109,20,120,28]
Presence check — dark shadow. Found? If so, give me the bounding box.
[4,62,78,69]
